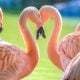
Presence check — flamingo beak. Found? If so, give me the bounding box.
[0,23,2,33]
[36,27,46,39]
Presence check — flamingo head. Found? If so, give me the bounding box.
[39,5,53,25]
[0,8,3,32]
[28,7,46,40]
[38,5,54,40]
[27,7,46,39]
[37,6,52,40]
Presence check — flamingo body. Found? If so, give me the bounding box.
[59,32,80,70]
[0,40,26,80]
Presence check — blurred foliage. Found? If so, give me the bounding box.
[21,0,70,9]
[0,0,70,14]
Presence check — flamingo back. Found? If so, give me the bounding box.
[0,41,26,80]
[59,32,80,59]
[59,32,80,70]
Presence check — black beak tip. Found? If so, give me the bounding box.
[36,35,39,40]
[0,27,3,33]
[36,26,46,40]
[36,32,40,40]
[43,35,46,38]
[42,32,46,38]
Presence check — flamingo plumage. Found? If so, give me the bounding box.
[0,7,45,80]
[62,52,80,80]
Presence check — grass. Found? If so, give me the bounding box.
[1,12,80,80]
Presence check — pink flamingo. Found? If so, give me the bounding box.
[39,5,80,71]
[0,7,45,80]
[62,24,80,80]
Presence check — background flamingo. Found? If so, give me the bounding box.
[62,24,80,80]
[0,7,45,80]
[39,5,80,71]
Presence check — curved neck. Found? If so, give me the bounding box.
[18,10,39,78]
[47,8,63,71]
[19,13,38,54]
[49,9,62,47]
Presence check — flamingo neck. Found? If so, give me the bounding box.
[18,11,39,79]
[19,14,38,54]
[50,10,62,46]
[46,6,63,70]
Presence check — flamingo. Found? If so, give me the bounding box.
[39,5,80,71]
[0,7,45,80]
[62,24,80,80]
